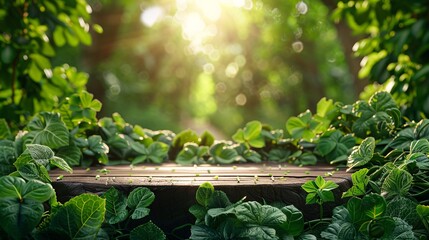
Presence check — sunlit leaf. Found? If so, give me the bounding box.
[196,182,214,207]
[347,137,375,170]
[49,194,106,239]
[26,112,69,149]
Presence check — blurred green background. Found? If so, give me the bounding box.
[57,0,364,138]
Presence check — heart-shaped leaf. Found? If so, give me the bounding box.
[347,137,375,170]
[26,112,69,149]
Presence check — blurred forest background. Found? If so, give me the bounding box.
[55,0,364,137]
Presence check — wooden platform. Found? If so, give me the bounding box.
[50,163,351,238]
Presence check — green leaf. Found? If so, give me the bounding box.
[297,152,317,165]
[286,110,320,141]
[241,225,278,240]
[268,148,291,162]
[386,196,420,227]
[417,205,429,233]
[232,121,265,148]
[381,168,413,198]
[0,119,12,139]
[379,217,415,239]
[362,193,386,220]
[53,27,66,47]
[316,130,355,161]
[346,197,367,227]
[347,137,375,170]
[26,112,69,149]
[127,187,155,220]
[352,92,400,138]
[130,221,166,240]
[235,201,287,227]
[196,182,214,207]
[208,190,232,209]
[50,156,73,173]
[14,154,51,183]
[147,142,169,164]
[0,145,16,176]
[103,187,128,224]
[26,144,54,165]
[189,204,207,221]
[410,139,429,154]
[280,205,304,236]
[69,91,102,123]
[199,131,215,146]
[132,142,168,164]
[0,176,54,238]
[190,225,222,240]
[49,194,106,239]
[209,142,239,164]
[176,143,207,165]
[56,145,82,166]
[0,198,44,239]
[342,168,369,198]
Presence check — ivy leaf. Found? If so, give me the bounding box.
[381,168,413,199]
[235,201,287,227]
[280,205,304,236]
[342,168,369,198]
[49,193,106,239]
[0,176,54,238]
[26,112,69,149]
[196,182,214,207]
[130,221,166,240]
[232,121,265,148]
[347,137,375,170]
[208,142,239,164]
[127,187,155,220]
[103,187,128,224]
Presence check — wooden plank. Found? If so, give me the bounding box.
[50,163,350,186]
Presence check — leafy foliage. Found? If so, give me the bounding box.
[0,176,54,238]
[189,182,315,240]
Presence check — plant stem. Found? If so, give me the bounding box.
[319,203,323,220]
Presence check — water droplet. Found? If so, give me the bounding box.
[292,41,304,53]
[296,1,308,15]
